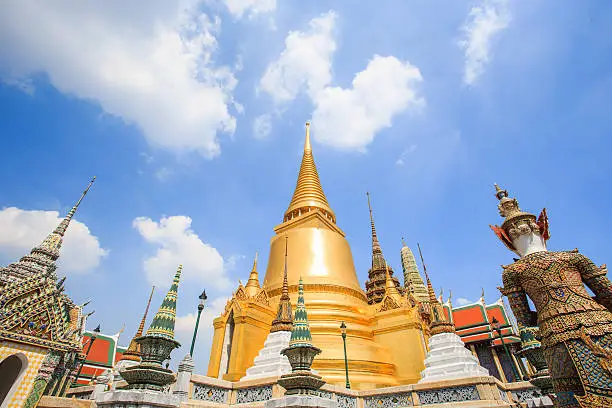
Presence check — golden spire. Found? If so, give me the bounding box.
[384,263,400,296]
[245,252,260,297]
[417,243,437,304]
[284,122,335,224]
[271,237,293,332]
[121,286,155,362]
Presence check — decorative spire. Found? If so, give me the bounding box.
[271,237,293,333]
[417,243,455,334]
[400,237,429,303]
[289,278,313,347]
[245,252,261,296]
[417,243,437,304]
[146,265,182,340]
[366,192,384,261]
[384,263,400,296]
[34,176,96,260]
[284,122,335,224]
[122,286,155,361]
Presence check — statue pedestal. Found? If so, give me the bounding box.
[243,331,292,380]
[419,332,489,383]
[265,395,337,408]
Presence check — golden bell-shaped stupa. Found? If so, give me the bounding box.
[207,123,428,389]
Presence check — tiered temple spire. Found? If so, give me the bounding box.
[146,265,182,340]
[417,244,455,335]
[0,177,96,285]
[245,252,260,297]
[289,278,313,347]
[364,192,402,304]
[271,237,293,333]
[401,237,429,303]
[283,122,335,224]
[121,286,155,362]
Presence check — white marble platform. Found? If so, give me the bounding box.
[419,332,489,383]
[242,331,292,380]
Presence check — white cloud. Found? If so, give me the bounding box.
[459,0,511,85]
[396,144,418,166]
[0,207,107,274]
[259,12,424,151]
[223,0,276,20]
[253,114,272,139]
[174,296,229,371]
[154,167,174,182]
[259,11,337,104]
[456,297,473,306]
[0,1,238,158]
[133,215,230,290]
[311,56,424,151]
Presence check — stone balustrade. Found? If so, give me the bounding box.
[186,374,543,407]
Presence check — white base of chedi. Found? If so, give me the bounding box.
[419,332,489,383]
[242,331,292,380]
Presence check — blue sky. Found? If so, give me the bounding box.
[0,0,611,372]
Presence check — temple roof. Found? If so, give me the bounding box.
[283,122,336,224]
[443,297,520,346]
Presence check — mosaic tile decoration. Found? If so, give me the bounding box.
[192,383,229,404]
[364,392,412,408]
[511,388,543,402]
[417,385,479,405]
[0,341,47,408]
[235,385,272,404]
[337,393,357,408]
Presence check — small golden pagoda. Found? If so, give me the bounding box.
[207,123,429,389]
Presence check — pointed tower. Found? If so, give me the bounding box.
[364,192,402,304]
[278,278,325,396]
[121,266,182,391]
[146,266,182,340]
[418,244,488,383]
[271,238,293,333]
[283,122,335,224]
[242,239,294,380]
[400,238,429,303]
[245,252,261,297]
[0,177,96,285]
[121,286,155,362]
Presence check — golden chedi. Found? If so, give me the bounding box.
[207,123,429,389]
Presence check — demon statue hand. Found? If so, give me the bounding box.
[491,185,612,408]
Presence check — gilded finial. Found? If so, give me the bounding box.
[284,122,335,223]
[271,236,293,332]
[122,285,156,361]
[304,122,311,152]
[246,252,261,294]
[401,237,407,247]
[384,263,400,295]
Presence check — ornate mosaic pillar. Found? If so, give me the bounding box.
[23,351,61,408]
